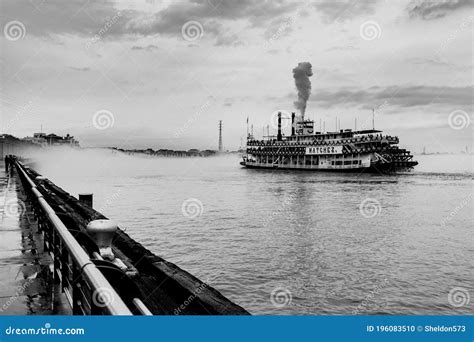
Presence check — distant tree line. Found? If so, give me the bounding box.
[110,147,219,157]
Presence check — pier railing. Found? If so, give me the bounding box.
[14,159,132,315]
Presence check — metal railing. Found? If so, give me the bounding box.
[14,159,132,315]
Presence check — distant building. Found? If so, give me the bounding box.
[1,134,36,158]
[23,133,79,147]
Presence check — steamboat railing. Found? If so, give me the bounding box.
[13,159,133,315]
[247,134,399,147]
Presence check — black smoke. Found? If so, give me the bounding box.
[292,62,313,117]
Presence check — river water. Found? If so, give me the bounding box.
[30,150,473,315]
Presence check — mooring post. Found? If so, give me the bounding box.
[79,193,93,208]
[86,219,118,260]
[35,176,47,184]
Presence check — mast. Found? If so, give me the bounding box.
[372,108,375,130]
[218,120,223,152]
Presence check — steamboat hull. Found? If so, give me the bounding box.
[240,161,418,173]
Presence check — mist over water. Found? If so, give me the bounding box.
[25,148,473,315]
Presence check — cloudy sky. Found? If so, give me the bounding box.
[1,0,472,152]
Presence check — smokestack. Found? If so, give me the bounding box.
[291,112,295,136]
[277,112,282,141]
[292,62,313,120]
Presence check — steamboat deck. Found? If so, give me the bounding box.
[241,112,417,173]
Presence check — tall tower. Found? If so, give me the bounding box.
[218,120,223,152]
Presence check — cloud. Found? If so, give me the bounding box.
[123,1,299,43]
[313,0,379,23]
[215,33,243,46]
[131,44,159,51]
[1,0,124,37]
[262,13,300,40]
[2,0,298,43]
[408,57,451,67]
[311,85,473,109]
[67,66,90,72]
[407,0,474,20]
[326,45,359,52]
[267,49,280,55]
[406,57,471,72]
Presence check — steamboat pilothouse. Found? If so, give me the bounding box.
[241,112,418,173]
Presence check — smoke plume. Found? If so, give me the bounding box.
[292,62,313,118]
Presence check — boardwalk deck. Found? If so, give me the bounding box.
[0,161,69,315]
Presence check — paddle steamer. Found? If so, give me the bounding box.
[241,112,417,172]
